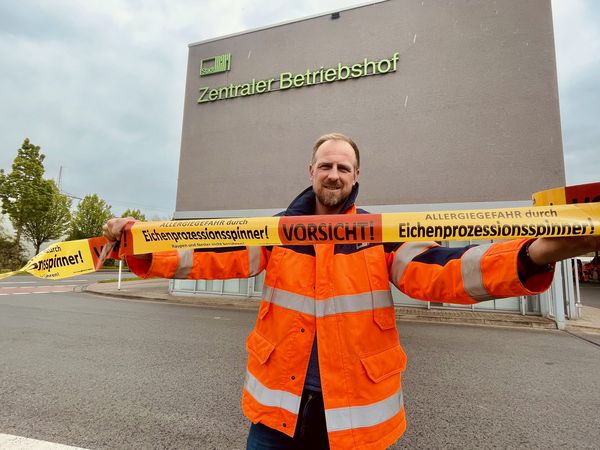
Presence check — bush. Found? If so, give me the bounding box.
[0,236,26,271]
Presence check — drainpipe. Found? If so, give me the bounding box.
[553,261,566,330]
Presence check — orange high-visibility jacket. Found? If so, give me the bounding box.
[127,186,554,450]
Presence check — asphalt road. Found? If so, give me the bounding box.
[0,272,138,299]
[1,291,599,449]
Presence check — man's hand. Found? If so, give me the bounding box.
[102,217,152,261]
[102,216,137,242]
[527,236,600,265]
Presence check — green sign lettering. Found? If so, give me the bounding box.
[197,52,400,104]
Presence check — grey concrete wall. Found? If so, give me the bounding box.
[177,0,564,214]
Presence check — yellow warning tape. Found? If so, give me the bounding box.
[2,184,599,281]
[125,203,599,254]
[0,237,108,281]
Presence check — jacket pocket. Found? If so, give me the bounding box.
[373,306,396,330]
[361,247,396,330]
[246,330,275,365]
[257,299,270,320]
[259,247,289,320]
[360,344,407,383]
[264,247,287,291]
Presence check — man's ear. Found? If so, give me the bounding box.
[309,164,314,181]
[353,168,360,185]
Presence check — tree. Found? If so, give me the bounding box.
[68,194,113,240]
[0,138,51,243]
[121,208,146,221]
[22,180,71,254]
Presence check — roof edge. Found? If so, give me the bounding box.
[188,0,390,48]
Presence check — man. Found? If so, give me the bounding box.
[104,133,598,450]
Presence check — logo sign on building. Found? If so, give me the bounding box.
[200,53,231,76]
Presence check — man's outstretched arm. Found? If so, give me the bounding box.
[389,235,599,305]
[527,235,599,265]
[102,217,267,280]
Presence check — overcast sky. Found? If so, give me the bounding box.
[0,0,598,219]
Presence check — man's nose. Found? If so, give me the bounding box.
[327,167,340,180]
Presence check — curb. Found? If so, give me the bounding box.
[393,306,557,330]
[394,314,557,329]
[564,323,600,335]
[82,284,261,310]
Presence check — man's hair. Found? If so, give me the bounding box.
[311,133,360,169]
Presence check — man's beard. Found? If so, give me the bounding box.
[315,184,347,209]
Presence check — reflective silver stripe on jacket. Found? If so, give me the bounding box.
[248,247,263,276]
[325,388,404,432]
[315,291,393,317]
[262,286,393,317]
[390,242,437,283]
[461,244,495,302]
[174,249,194,278]
[244,370,302,414]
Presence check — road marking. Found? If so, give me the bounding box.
[10,285,77,289]
[0,285,77,296]
[25,291,67,295]
[0,434,89,449]
[37,285,77,289]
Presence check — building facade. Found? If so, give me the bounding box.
[171,0,574,321]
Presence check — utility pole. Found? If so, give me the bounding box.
[57,165,63,191]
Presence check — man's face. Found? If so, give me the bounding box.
[309,139,359,214]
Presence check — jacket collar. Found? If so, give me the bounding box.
[284,183,359,216]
